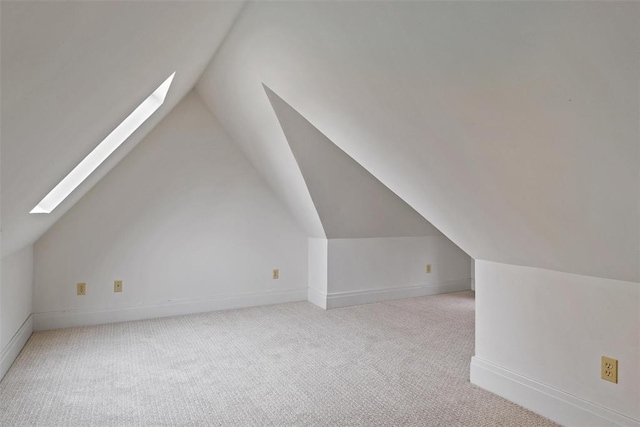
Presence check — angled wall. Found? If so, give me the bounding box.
[32,92,308,330]
[265,86,471,308]
[265,86,442,239]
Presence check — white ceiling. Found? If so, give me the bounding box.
[1,0,244,257]
[2,1,638,282]
[197,1,639,282]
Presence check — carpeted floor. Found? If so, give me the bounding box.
[0,291,557,426]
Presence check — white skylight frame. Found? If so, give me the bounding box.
[30,72,176,214]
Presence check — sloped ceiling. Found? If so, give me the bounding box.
[3,1,638,282]
[265,85,442,239]
[1,0,245,257]
[197,1,639,282]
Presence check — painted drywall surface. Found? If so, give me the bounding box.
[308,238,328,295]
[1,246,33,350]
[0,1,245,258]
[197,1,639,282]
[475,260,640,420]
[327,237,470,294]
[0,96,2,353]
[33,92,307,320]
[308,238,328,309]
[265,86,442,239]
[470,259,475,291]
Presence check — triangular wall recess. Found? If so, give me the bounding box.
[265,85,442,239]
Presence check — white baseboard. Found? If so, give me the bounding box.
[471,357,640,427]
[0,315,33,382]
[33,288,307,331]
[307,287,327,309]
[325,278,471,309]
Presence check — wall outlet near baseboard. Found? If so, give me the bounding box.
[114,280,123,293]
[273,269,279,279]
[77,283,86,296]
[425,264,432,274]
[601,356,618,383]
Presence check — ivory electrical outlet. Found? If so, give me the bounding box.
[114,280,123,293]
[601,356,618,384]
[273,269,279,279]
[426,264,432,274]
[77,283,86,296]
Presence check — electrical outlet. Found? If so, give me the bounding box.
[77,283,86,296]
[114,280,123,293]
[601,356,618,384]
[426,264,432,274]
[273,269,279,279]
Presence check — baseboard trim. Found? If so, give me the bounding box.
[33,288,307,331]
[0,315,33,382]
[470,357,640,427]
[307,287,327,309]
[325,279,471,309]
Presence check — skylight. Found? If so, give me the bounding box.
[30,72,176,214]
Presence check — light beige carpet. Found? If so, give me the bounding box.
[0,291,557,426]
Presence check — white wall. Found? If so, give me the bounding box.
[324,237,471,308]
[269,85,472,310]
[470,259,475,291]
[472,260,640,426]
[306,236,471,309]
[32,91,309,331]
[0,107,2,371]
[1,245,34,380]
[307,238,328,309]
[1,246,33,350]
[198,1,639,283]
